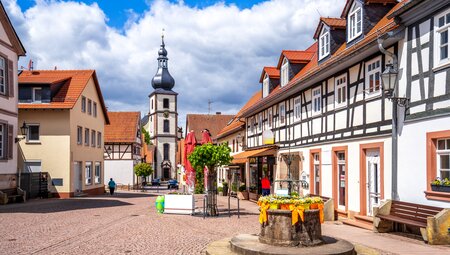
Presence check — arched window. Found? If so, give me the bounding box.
[163,120,169,133]
[163,143,169,160]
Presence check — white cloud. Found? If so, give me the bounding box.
[4,0,344,128]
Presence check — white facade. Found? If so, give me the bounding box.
[104,160,135,186]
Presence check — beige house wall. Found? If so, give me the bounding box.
[70,77,105,194]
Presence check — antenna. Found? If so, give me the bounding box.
[208,99,214,115]
[161,28,165,45]
[316,9,322,17]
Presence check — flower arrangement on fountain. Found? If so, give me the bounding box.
[257,195,324,225]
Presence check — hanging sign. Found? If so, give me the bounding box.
[262,130,274,145]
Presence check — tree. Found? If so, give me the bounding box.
[141,128,151,145]
[134,163,153,186]
[188,143,232,215]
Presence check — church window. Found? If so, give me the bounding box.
[163,98,169,109]
[164,120,169,133]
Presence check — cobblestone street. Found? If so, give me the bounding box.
[1,191,449,255]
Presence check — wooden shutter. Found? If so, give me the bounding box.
[7,59,14,97]
[8,124,13,159]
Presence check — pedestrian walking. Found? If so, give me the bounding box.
[261,175,270,196]
[108,178,116,195]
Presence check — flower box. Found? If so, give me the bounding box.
[164,194,195,215]
[431,184,450,193]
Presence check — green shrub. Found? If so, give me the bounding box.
[218,186,223,192]
[239,184,246,192]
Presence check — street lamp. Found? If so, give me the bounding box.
[15,122,28,143]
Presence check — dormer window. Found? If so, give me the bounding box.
[348,2,362,42]
[263,74,269,98]
[319,27,330,60]
[32,88,42,103]
[280,58,289,87]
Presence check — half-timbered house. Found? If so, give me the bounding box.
[104,112,142,187]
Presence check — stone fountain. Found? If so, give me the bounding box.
[206,208,356,255]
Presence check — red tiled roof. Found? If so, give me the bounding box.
[313,17,346,39]
[217,90,262,139]
[276,50,315,69]
[341,0,398,18]
[186,113,235,142]
[242,0,406,117]
[105,112,140,143]
[18,70,110,124]
[259,67,280,83]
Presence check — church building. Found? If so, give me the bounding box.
[145,35,178,180]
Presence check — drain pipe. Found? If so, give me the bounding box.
[378,34,399,201]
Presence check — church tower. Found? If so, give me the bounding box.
[147,34,178,180]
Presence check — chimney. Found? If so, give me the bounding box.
[216,112,221,115]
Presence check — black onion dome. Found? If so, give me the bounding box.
[151,36,175,90]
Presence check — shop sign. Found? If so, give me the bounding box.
[262,130,274,145]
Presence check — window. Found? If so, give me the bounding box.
[27,124,40,142]
[81,96,86,112]
[366,57,382,95]
[87,99,92,115]
[32,88,42,103]
[95,162,101,184]
[163,120,169,133]
[91,130,96,147]
[163,98,169,109]
[77,126,82,145]
[263,74,270,98]
[279,103,286,125]
[337,152,346,207]
[437,138,450,180]
[232,139,236,153]
[151,99,154,110]
[93,102,97,117]
[163,143,169,160]
[85,128,90,146]
[335,74,347,107]
[313,153,320,195]
[348,3,362,41]
[0,57,5,95]
[97,132,102,148]
[250,117,255,134]
[85,162,92,185]
[0,124,3,158]
[258,113,262,131]
[268,108,273,128]
[294,96,301,121]
[312,87,322,115]
[281,58,289,87]
[319,27,330,60]
[435,9,450,67]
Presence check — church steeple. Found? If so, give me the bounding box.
[151,32,175,91]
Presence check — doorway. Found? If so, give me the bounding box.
[366,149,380,216]
[73,161,82,194]
[163,167,170,179]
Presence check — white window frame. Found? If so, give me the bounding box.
[94,162,101,184]
[319,27,330,60]
[268,108,273,128]
[434,9,450,68]
[294,96,301,122]
[281,58,289,87]
[365,56,382,97]
[27,124,40,142]
[0,57,5,95]
[437,138,450,180]
[77,126,82,145]
[0,124,4,158]
[348,2,362,42]
[263,74,270,98]
[312,87,322,115]
[85,162,92,185]
[335,74,347,108]
[32,87,42,103]
[279,103,286,126]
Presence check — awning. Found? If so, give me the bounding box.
[232,147,278,164]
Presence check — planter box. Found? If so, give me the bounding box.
[249,192,260,201]
[431,184,450,193]
[237,191,249,200]
[164,194,195,215]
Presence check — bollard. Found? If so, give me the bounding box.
[228,195,231,218]
[237,197,240,219]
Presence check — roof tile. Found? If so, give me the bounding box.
[105,112,140,143]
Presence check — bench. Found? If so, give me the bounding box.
[374,199,449,245]
[0,188,26,205]
[308,193,334,221]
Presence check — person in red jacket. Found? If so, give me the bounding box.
[261,175,270,196]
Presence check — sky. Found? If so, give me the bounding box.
[5,0,344,130]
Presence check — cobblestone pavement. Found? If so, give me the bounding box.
[1,191,449,255]
[0,191,259,255]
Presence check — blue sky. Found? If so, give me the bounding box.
[17,0,268,29]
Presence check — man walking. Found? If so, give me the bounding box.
[108,178,116,195]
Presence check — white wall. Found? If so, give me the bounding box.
[104,160,135,185]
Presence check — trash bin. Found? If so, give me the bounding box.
[155,195,165,213]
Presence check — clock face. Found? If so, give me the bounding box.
[163,111,169,118]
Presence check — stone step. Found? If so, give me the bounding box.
[341,218,373,231]
[354,214,374,224]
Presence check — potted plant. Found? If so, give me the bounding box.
[430,177,450,192]
[222,182,229,196]
[218,186,223,196]
[237,184,249,200]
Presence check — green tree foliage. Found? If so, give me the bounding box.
[142,128,151,145]
[188,143,233,172]
[134,163,153,178]
[195,166,204,194]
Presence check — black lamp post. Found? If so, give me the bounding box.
[15,122,28,143]
[381,62,408,201]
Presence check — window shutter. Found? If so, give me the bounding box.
[7,59,14,97]
[8,124,13,159]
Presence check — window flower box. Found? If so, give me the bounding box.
[431,184,450,193]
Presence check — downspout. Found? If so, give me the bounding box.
[378,34,399,200]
